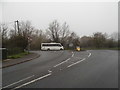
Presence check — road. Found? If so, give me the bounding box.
[2,50,118,89]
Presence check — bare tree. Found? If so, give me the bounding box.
[0,24,8,48]
[47,20,61,42]
[80,36,93,48]
[110,32,118,41]
[8,21,35,51]
[66,32,80,49]
[19,21,34,37]
[93,32,106,48]
[61,22,70,39]
[31,29,48,50]
[0,24,8,40]
[60,22,70,45]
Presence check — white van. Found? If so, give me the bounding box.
[41,43,64,50]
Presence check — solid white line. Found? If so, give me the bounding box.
[2,75,34,89]
[53,52,74,67]
[53,58,70,67]
[48,70,52,73]
[67,58,86,68]
[86,50,92,58]
[88,53,92,57]
[71,53,74,57]
[12,73,51,89]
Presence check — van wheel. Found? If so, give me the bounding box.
[60,48,63,50]
[47,48,50,51]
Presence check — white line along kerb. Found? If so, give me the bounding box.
[2,75,35,89]
[12,73,51,89]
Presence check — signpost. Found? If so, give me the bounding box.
[27,36,32,53]
[69,43,73,50]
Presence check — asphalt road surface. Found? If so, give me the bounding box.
[2,50,118,89]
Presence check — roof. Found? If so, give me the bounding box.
[41,43,61,44]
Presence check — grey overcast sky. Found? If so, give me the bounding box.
[2,2,118,37]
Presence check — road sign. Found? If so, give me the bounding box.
[69,43,73,47]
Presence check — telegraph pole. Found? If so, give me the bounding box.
[16,20,20,34]
[14,21,16,35]
[15,20,20,34]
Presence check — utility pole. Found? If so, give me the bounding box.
[0,24,3,48]
[16,20,20,34]
[15,20,20,34]
[14,21,16,35]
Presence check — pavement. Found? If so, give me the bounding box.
[1,52,40,68]
[2,50,118,89]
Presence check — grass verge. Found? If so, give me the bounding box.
[7,52,30,59]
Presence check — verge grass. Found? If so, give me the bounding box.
[7,52,30,59]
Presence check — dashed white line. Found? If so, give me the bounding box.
[67,58,86,68]
[12,73,51,90]
[2,75,34,89]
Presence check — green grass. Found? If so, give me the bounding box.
[8,52,30,59]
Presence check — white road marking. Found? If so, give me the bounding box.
[71,53,74,57]
[86,50,92,58]
[12,73,51,89]
[2,75,34,89]
[53,58,70,67]
[67,58,86,68]
[88,53,92,57]
[53,52,74,67]
[48,70,52,73]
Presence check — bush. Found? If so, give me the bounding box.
[7,47,24,56]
